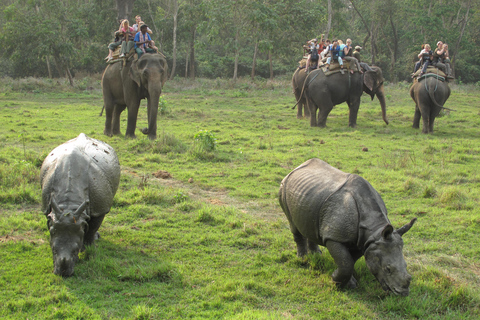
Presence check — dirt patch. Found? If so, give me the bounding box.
[152,170,172,179]
[0,234,45,245]
[121,166,284,221]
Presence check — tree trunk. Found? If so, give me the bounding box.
[65,65,74,87]
[169,3,178,80]
[251,40,258,80]
[269,50,273,80]
[233,29,239,81]
[185,49,189,78]
[189,25,196,79]
[326,0,332,40]
[350,0,371,49]
[147,0,159,36]
[46,56,52,79]
[451,0,471,76]
[370,22,377,65]
[115,0,136,22]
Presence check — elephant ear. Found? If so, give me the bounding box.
[160,58,168,88]
[129,60,142,87]
[364,71,376,92]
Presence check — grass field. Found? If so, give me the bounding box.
[1,76,480,319]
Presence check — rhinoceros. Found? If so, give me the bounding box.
[40,133,120,276]
[279,158,416,296]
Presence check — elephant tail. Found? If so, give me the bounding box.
[426,79,457,112]
[291,70,316,110]
[99,105,105,117]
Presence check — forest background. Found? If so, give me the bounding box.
[1,0,479,84]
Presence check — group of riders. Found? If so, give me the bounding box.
[302,35,371,75]
[303,35,453,80]
[104,15,158,62]
[412,41,453,79]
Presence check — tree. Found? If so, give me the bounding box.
[115,0,136,21]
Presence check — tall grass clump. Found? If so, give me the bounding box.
[439,186,470,209]
[190,130,217,160]
[127,132,187,154]
[132,304,158,320]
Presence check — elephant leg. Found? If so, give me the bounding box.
[428,117,435,133]
[296,101,303,119]
[307,95,318,127]
[412,104,421,129]
[302,97,310,118]
[347,99,360,128]
[294,90,304,119]
[125,101,141,138]
[112,104,125,136]
[317,101,334,128]
[103,101,114,137]
[428,108,439,133]
[83,215,105,247]
[326,240,357,289]
[421,111,430,134]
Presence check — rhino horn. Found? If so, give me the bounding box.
[51,197,62,219]
[396,218,417,237]
[73,200,90,219]
[381,224,394,240]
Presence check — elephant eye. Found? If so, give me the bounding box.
[385,265,392,274]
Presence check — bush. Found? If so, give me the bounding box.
[193,130,217,152]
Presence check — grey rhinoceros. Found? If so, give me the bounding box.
[279,158,416,296]
[40,133,120,277]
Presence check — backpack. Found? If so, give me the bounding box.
[311,46,319,61]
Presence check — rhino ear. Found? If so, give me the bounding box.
[397,218,417,236]
[381,224,394,240]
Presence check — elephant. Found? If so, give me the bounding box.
[410,76,451,134]
[292,67,310,119]
[303,65,388,128]
[102,53,168,140]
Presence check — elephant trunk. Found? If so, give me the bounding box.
[143,80,162,140]
[376,85,389,125]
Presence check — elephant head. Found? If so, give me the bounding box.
[46,197,90,277]
[129,54,169,140]
[363,66,389,125]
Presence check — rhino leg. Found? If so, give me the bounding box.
[293,232,308,257]
[307,239,322,254]
[83,215,105,247]
[326,240,357,289]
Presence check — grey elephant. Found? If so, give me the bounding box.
[102,53,168,140]
[279,158,416,296]
[304,65,388,128]
[292,66,310,119]
[41,133,120,276]
[410,75,451,134]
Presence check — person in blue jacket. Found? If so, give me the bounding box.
[134,24,157,59]
[325,39,344,74]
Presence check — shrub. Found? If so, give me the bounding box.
[194,130,217,152]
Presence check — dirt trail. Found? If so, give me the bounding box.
[128,168,283,221]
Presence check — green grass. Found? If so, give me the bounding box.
[1,76,480,319]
